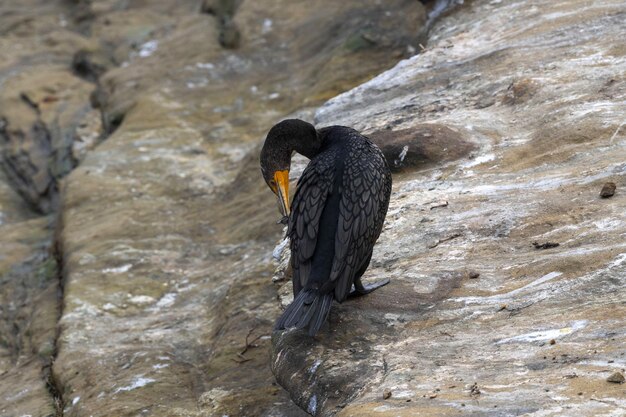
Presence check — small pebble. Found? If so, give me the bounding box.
[606,371,625,383]
[383,389,392,399]
[600,182,616,198]
[469,271,480,279]
[549,339,556,345]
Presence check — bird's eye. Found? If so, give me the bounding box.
[269,179,277,191]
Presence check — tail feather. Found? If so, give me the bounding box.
[275,289,333,336]
[275,291,307,330]
[289,296,318,329]
[309,293,332,336]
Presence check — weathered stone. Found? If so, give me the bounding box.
[606,371,624,384]
[272,0,626,415]
[600,181,616,198]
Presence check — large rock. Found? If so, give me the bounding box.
[50,1,428,416]
[4,0,623,416]
[271,0,626,415]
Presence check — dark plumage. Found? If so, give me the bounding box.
[261,119,392,336]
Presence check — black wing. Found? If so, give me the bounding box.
[330,135,392,301]
[288,150,336,295]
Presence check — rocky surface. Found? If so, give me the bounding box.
[0,1,100,214]
[0,168,59,417]
[271,0,626,415]
[1,0,625,416]
[0,2,88,415]
[1,0,428,416]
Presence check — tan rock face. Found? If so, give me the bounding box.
[0,2,91,415]
[271,0,626,415]
[0,0,102,214]
[0,169,58,417]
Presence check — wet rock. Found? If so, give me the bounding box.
[600,182,616,198]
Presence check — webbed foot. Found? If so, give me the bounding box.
[348,278,390,298]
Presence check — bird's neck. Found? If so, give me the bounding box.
[289,131,322,160]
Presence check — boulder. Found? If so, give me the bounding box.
[272,0,626,415]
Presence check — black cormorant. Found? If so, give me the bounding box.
[261,119,392,336]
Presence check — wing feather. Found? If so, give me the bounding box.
[288,154,335,294]
[330,133,392,301]
[287,128,391,303]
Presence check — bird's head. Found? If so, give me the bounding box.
[260,119,320,219]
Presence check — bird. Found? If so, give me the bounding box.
[260,119,392,336]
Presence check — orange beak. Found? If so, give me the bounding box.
[274,170,290,217]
